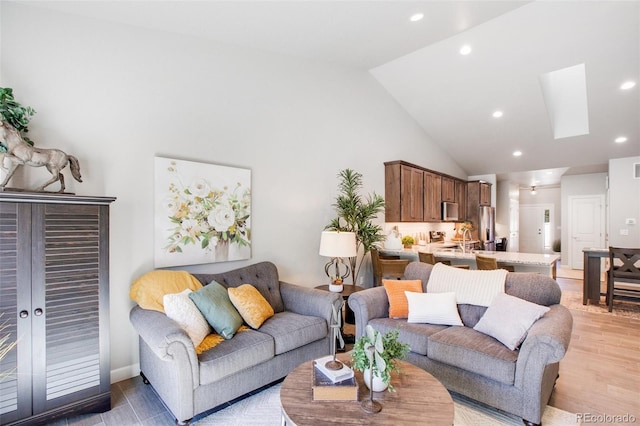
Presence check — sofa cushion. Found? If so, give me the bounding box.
[130,270,203,313]
[228,284,275,329]
[257,311,327,355]
[383,279,423,318]
[163,289,211,347]
[368,317,448,356]
[405,291,463,326]
[427,326,519,385]
[474,292,550,350]
[198,329,274,385]
[427,263,506,307]
[189,281,243,339]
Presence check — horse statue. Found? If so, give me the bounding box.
[0,119,82,193]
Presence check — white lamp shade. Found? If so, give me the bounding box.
[319,231,357,258]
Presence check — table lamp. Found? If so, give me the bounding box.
[319,231,357,292]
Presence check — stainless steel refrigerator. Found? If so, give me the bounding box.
[479,206,496,251]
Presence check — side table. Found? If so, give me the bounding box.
[315,285,364,345]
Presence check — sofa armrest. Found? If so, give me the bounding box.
[514,304,573,388]
[280,282,342,325]
[347,287,389,340]
[129,305,200,387]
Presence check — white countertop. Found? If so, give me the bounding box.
[381,246,560,266]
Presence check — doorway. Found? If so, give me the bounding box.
[568,195,605,270]
[520,204,554,254]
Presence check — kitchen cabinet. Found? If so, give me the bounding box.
[0,192,115,425]
[423,171,442,221]
[385,162,424,222]
[441,177,455,203]
[455,180,467,221]
[466,180,492,239]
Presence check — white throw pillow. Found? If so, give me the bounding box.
[405,291,463,326]
[473,292,550,350]
[163,289,211,347]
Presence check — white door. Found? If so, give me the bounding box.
[520,204,553,253]
[569,195,605,270]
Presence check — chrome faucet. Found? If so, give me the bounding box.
[460,228,472,254]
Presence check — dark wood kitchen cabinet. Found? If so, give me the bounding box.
[0,192,115,425]
[423,171,442,221]
[441,176,455,203]
[455,180,467,222]
[385,162,424,222]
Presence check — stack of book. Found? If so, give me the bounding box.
[312,356,358,401]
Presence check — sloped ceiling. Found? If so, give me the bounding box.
[20,1,640,186]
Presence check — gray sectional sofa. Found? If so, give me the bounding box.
[348,261,573,426]
[129,261,341,425]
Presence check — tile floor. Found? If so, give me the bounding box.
[48,374,288,425]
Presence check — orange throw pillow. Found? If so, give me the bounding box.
[383,279,423,318]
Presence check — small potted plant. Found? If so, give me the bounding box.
[401,235,415,249]
[351,325,409,392]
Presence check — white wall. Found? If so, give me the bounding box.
[608,156,640,247]
[560,173,608,265]
[1,3,466,381]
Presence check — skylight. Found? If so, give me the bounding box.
[539,63,590,140]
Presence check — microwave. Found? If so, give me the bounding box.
[441,202,459,221]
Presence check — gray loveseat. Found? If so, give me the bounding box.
[348,261,573,426]
[129,261,341,424]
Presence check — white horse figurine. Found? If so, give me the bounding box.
[0,119,82,193]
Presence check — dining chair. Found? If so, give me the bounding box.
[607,247,640,312]
[475,254,515,272]
[418,252,452,266]
[371,248,410,286]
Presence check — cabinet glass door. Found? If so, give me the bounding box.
[32,203,104,413]
[0,202,33,424]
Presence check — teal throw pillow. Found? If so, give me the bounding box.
[189,280,243,339]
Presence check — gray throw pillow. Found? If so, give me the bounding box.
[189,280,243,339]
[473,292,550,350]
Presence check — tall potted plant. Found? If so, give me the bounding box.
[326,169,385,284]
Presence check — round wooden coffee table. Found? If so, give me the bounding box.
[280,353,454,425]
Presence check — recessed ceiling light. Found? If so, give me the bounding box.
[492,110,503,118]
[410,13,424,22]
[620,81,636,90]
[459,45,472,55]
[615,136,628,143]
[513,150,522,157]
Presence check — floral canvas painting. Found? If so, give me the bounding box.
[154,157,251,267]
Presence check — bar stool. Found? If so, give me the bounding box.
[475,254,514,272]
[607,247,640,312]
[371,248,410,287]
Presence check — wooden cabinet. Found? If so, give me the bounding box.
[385,161,470,223]
[0,193,115,425]
[385,162,424,222]
[441,177,455,203]
[455,180,467,222]
[423,171,442,221]
[466,181,492,239]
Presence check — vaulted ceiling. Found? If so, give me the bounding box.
[27,1,640,187]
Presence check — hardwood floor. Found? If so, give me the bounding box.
[49,275,639,425]
[549,277,640,421]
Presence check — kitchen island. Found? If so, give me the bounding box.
[380,246,559,278]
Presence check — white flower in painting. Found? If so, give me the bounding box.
[189,178,211,197]
[164,196,180,215]
[181,218,202,238]
[190,202,204,215]
[207,206,235,232]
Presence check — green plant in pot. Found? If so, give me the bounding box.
[326,169,385,284]
[351,325,409,392]
[401,235,415,248]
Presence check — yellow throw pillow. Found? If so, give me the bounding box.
[383,279,423,318]
[228,284,275,329]
[130,270,203,313]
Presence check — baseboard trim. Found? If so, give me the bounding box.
[111,363,140,384]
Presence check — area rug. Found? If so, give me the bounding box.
[561,288,640,320]
[193,383,578,425]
